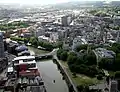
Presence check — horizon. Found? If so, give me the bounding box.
[0,0,119,5]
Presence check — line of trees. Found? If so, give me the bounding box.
[99,43,120,71]
[29,37,54,51]
[0,21,29,31]
[10,37,28,43]
[10,36,63,51]
[57,48,104,78]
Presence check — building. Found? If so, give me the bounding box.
[34,27,45,37]
[113,16,120,26]
[50,32,58,42]
[0,32,5,58]
[109,80,118,92]
[95,48,116,62]
[72,36,87,51]
[61,15,72,26]
[58,29,66,40]
[38,35,49,42]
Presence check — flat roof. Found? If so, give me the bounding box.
[13,56,35,61]
[7,67,13,72]
[14,60,36,66]
[19,60,36,64]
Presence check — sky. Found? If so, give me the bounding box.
[0,0,119,5]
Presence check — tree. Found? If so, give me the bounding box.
[57,49,63,59]
[97,74,103,80]
[98,58,113,70]
[56,41,63,48]
[76,44,88,52]
[88,10,97,15]
[115,71,120,78]
[85,54,97,65]
[60,51,68,61]
[76,57,84,65]
[114,57,120,71]
[67,55,77,65]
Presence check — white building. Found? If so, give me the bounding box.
[72,36,87,51]
[34,27,45,37]
[38,35,49,42]
[50,32,58,42]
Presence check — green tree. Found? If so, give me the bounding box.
[67,55,77,65]
[115,71,120,78]
[57,49,63,59]
[60,51,68,61]
[56,41,63,48]
[98,58,113,70]
[85,54,97,65]
[29,37,39,47]
[76,44,88,52]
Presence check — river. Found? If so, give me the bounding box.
[28,46,68,92]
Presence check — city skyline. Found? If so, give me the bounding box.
[0,0,119,5]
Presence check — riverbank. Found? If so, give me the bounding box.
[37,60,68,92]
[53,56,78,92]
[28,46,78,92]
[28,46,69,92]
[28,46,50,55]
[60,61,103,86]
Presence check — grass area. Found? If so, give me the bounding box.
[61,61,103,86]
[72,76,102,86]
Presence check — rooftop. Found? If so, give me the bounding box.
[13,56,35,61]
[95,48,115,58]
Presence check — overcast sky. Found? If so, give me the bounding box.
[0,0,119,5]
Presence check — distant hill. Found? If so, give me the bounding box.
[110,1,120,6]
[49,1,105,9]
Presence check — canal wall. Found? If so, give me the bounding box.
[53,58,78,92]
[35,55,53,61]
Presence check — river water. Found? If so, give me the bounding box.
[28,46,68,92]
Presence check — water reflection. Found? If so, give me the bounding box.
[37,60,68,92]
[28,46,68,92]
[28,46,50,55]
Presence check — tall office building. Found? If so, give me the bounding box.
[61,15,72,26]
[0,32,5,58]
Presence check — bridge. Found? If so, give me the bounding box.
[34,48,58,60]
